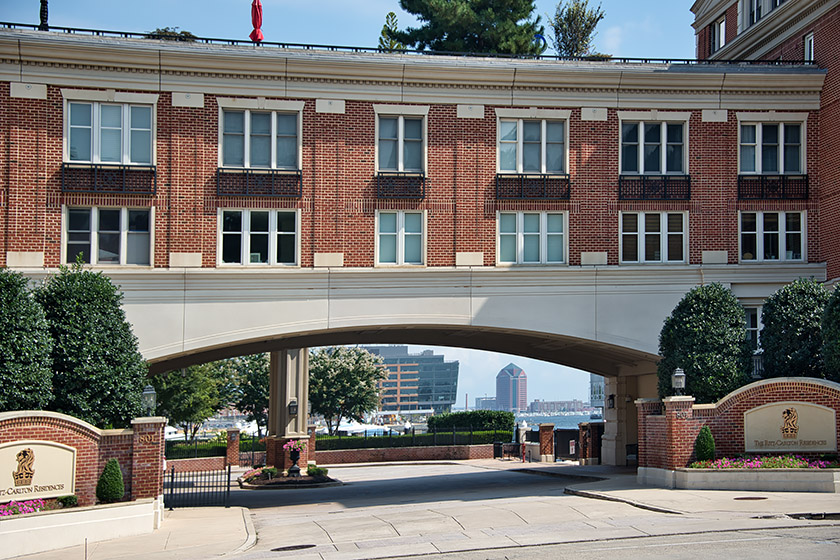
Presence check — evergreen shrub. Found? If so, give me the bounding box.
[96,459,125,503]
[694,426,716,462]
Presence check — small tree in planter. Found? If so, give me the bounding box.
[96,459,125,503]
[694,426,716,462]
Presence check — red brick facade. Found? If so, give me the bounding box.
[637,379,840,470]
[0,412,164,507]
[314,444,494,465]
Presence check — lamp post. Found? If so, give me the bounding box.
[671,368,686,396]
[141,385,157,416]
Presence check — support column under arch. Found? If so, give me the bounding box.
[266,348,310,470]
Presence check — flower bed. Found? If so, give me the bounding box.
[0,499,46,517]
[689,454,840,470]
[238,466,339,489]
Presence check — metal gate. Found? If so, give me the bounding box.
[163,465,231,508]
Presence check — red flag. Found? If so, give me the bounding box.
[249,0,264,43]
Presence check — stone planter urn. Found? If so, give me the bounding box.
[288,449,301,477]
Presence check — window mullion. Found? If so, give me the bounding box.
[90,208,99,265]
[540,120,547,174]
[242,210,250,265]
[517,120,523,174]
[638,214,644,262]
[244,111,251,168]
[270,112,277,169]
[756,212,764,260]
[540,212,547,264]
[398,212,406,265]
[398,117,405,172]
[660,123,667,174]
[92,103,101,164]
[119,208,128,265]
[268,211,277,265]
[638,122,644,174]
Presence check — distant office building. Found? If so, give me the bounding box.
[528,399,586,414]
[496,363,527,412]
[364,346,459,415]
[590,374,605,409]
[474,397,497,410]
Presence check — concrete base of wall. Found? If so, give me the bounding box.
[638,466,840,493]
[0,499,159,559]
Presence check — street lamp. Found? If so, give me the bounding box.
[141,385,156,416]
[671,368,686,396]
[288,399,298,416]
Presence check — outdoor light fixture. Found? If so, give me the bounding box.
[607,394,615,409]
[288,399,299,416]
[672,368,686,396]
[141,385,156,416]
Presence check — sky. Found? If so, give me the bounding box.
[1,1,696,406]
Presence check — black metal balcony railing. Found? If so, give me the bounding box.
[495,173,571,200]
[618,174,691,200]
[376,172,426,199]
[216,168,302,197]
[737,174,808,200]
[61,163,156,195]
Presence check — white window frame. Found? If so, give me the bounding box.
[619,211,687,264]
[738,210,805,262]
[373,105,429,174]
[62,91,158,165]
[744,306,763,351]
[217,208,301,266]
[618,112,690,176]
[497,119,569,174]
[496,211,568,265]
[375,210,426,266]
[711,16,726,54]
[737,114,806,175]
[804,32,814,62]
[216,98,304,170]
[61,206,154,266]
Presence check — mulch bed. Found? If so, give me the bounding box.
[242,475,337,488]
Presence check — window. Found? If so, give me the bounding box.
[219,209,298,265]
[497,212,566,264]
[739,123,802,174]
[221,110,298,169]
[745,307,762,351]
[621,122,685,174]
[710,16,726,54]
[67,102,153,164]
[64,207,151,265]
[498,119,566,174]
[378,116,424,173]
[620,212,686,263]
[739,211,803,261]
[804,32,814,62]
[377,211,424,265]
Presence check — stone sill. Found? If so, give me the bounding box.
[638,466,840,493]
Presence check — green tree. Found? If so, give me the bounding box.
[153,363,222,442]
[0,269,53,411]
[547,0,605,56]
[391,0,545,55]
[760,278,830,379]
[657,283,752,404]
[822,286,840,382]
[694,425,715,461]
[35,263,147,427]
[96,458,125,503]
[146,27,197,41]
[379,12,406,52]
[231,353,270,438]
[309,347,386,435]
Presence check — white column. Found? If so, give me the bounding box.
[267,349,309,438]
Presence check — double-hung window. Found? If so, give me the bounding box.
[710,16,726,54]
[64,207,152,265]
[620,212,686,263]
[621,121,686,174]
[67,102,153,164]
[219,209,299,265]
[739,211,803,262]
[739,122,803,174]
[377,210,424,265]
[498,119,566,174]
[497,212,566,264]
[221,110,299,169]
[374,105,428,174]
[745,307,762,352]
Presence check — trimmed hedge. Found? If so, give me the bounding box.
[427,410,515,431]
[315,429,512,451]
[164,440,227,459]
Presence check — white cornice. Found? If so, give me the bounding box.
[692,0,735,31]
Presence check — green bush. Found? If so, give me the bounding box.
[694,426,715,462]
[262,467,277,479]
[427,410,515,431]
[315,429,512,450]
[96,459,125,503]
[307,465,329,477]
[57,495,78,508]
[821,286,840,382]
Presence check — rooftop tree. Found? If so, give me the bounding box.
[547,0,605,56]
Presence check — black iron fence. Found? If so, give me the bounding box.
[316,427,512,450]
[164,439,227,460]
[164,465,231,509]
[238,433,268,467]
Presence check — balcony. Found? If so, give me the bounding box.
[61,163,156,195]
[495,173,571,200]
[618,175,690,200]
[376,172,425,199]
[216,168,302,198]
[738,175,808,200]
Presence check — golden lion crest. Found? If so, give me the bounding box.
[12,448,35,487]
[781,407,799,439]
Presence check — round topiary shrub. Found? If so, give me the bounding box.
[694,426,716,462]
[96,459,125,503]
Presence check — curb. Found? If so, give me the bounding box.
[563,486,685,515]
[227,507,257,556]
[238,478,344,490]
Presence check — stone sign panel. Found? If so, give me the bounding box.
[0,441,76,502]
[744,402,837,453]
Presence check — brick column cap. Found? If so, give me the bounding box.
[539,423,554,428]
[662,396,695,404]
[634,398,662,405]
[131,416,167,426]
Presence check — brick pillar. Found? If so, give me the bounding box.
[308,425,317,463]
[662,396,697,469]
[226,429,240,466]
[130,417,165,528]
[539,423,554,462]
[635,399,662,468]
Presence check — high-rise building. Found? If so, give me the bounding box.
[474,396,497,410]
[590,374,605,409]
[495,363,527,412]
[364,346,459,415]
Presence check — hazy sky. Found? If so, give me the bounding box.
[2,1,697,405]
